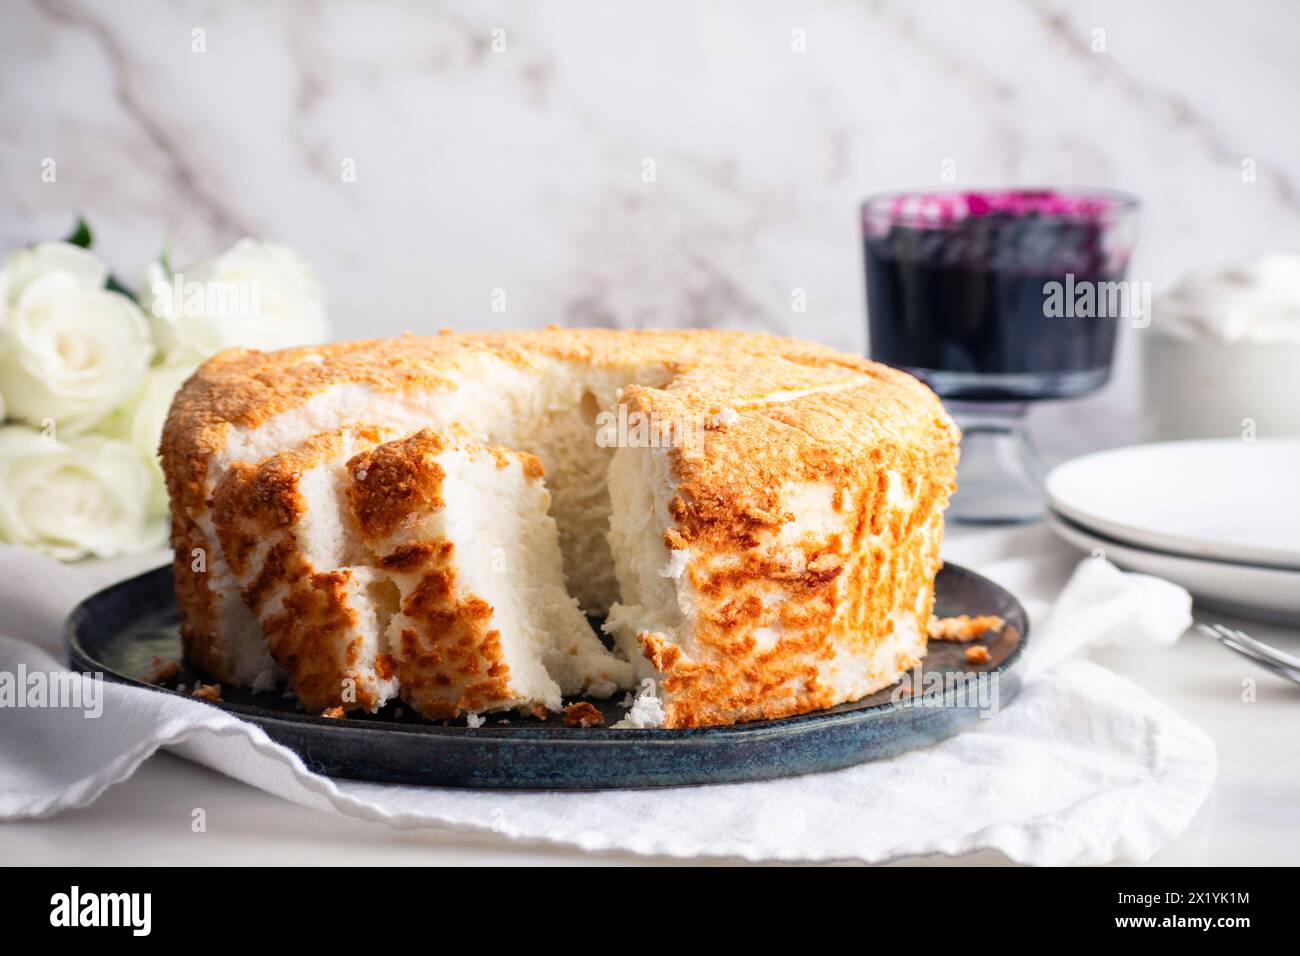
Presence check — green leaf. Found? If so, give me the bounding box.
[106,274,134,297]
[159,239,172,275]
[65,216,93,249]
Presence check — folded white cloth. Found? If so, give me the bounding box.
[0,527,1215,865]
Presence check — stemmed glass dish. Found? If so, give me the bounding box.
[862,188,1141,523]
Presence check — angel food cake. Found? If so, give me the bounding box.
[161,329,960,728]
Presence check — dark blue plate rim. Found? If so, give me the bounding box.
[65,561,1028,741]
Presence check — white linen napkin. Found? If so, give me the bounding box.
[0,527,1215,865]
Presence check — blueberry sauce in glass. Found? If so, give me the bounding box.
[863,189,1140,402]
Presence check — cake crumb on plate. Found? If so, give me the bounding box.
[928,614,1004,642]
[141,657,182,685]
[191,682,223,702]
[564,701,605,727]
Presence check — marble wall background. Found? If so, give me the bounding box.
[3,0,1298,454]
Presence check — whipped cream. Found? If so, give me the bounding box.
[1154,253,1300,345]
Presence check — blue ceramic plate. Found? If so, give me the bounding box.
[65,562,1027,789]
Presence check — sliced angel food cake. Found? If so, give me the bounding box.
[211,424,632,718]
[163,329,959,728]
[210,425,400,712]
[347,429,632,719]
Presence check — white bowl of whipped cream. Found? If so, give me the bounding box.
[1144,253,1300,440]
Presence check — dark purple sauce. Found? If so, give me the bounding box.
[864,189,1137,401]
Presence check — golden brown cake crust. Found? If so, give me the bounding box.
[346,429,452,542]
[161,328,938,510]
[162,328,959,728]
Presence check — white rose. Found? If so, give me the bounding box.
[0,241,107,313]
[0,244,154,434]
[99,361,197,516]
[0,425,165,561]
[142,239,329,359]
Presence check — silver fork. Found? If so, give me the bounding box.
[1196,622,1300,685]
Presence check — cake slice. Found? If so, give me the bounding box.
[346,429,634,720]
[210,426,401,712]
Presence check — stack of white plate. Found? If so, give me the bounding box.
[1045,439,1300,622]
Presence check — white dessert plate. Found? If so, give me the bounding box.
[1048,510,1300,623]
[1045,439,1300,571]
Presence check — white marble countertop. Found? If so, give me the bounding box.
[4,527,1297,867]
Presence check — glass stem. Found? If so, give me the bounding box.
[946,401,1046,525]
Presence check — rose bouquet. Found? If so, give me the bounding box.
[0,220,329,560]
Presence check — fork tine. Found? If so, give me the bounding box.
[1214,634,1285,671]
[1197,623,1246,646]
[1198,622,1300,684]
[1217,625,1300,670]
[1222,643,1300,683]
